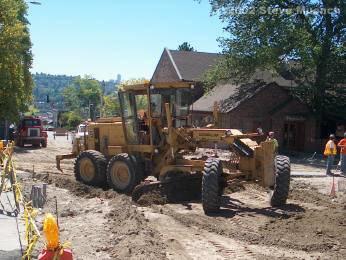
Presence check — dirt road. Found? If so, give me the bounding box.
[14,133,346,259]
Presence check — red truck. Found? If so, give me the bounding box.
[15,116,48,148]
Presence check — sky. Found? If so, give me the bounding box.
[27,0,225,81]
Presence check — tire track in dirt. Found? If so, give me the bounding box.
[140,204,323,260]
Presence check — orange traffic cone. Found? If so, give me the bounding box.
[330,176,336,198]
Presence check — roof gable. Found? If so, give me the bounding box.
[169,49,221,81]
[151,48,181,83]
[151,48,221,83]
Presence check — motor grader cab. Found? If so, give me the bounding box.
[56,81,290,214]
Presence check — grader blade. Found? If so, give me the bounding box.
[132,174,202,203]
[56,153,76,172]
[132,181,161,202]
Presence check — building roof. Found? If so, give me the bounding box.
[193,81,295,113]
[151,48,221,83]
[192,82,269,113]
[192,69,297,113]
[192,83,239,112]
[218,82,268,113]
[168,49,221,81]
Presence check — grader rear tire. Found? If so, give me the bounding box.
[270,155,291,207]
[106,153,142,194]
[202,158,223,214]
[74,150,107,186]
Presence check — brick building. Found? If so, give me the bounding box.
[150,48,343,152]
[192,81,320,152]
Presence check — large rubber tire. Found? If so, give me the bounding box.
[74,150,107,186]
[270,155,291,207]
[202,158,223,214]
[41,140,47,148]
[106,153,142,194]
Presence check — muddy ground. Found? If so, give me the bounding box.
[13,133,346,259]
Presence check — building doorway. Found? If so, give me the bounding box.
[283,121,305,151]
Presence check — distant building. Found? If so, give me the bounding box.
[104,78,121,95]
[116,74,122,84]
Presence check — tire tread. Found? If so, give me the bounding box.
[202,158,222,214]
[106,153,142,194]
[270,155,290,207]
[74,150,107,186]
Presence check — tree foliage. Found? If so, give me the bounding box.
[178,42,196,51]
[32,73,119,110]
[62,76,102,112]
[119,78,149,111]
[66,111,82,129]
[58,111,82,129]
[33,73,76,107]
[62,76,121,126]
[62,76,102,126]
[203,0,345,119]
[102,94,120,117]
[24,105,39,116]
[0,0,33,121]
[120,78,149,87]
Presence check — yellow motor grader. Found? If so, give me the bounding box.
[56,82,290,214]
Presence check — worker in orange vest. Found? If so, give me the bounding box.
[324,134,337,176]
[337,132,346,175]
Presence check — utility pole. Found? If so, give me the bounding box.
[89,101,95,121]
[100,81,105,118]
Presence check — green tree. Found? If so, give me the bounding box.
[24,105,39,116]
[102,94,120,116]
[119,78,149,111]
[0,0,33,121]
[120,78,149,86]
[66,111,82,129]
[58,111,82,129]
[177,42,196,51]
[62,76,102,117]
[203,0,345,119]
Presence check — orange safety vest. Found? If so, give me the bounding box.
[324,140,337,156]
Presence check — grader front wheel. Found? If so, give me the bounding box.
[270,155,291,207]
[202,158,223,214]
[74,150,107,186]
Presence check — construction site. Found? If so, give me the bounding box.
[1,1,345,259]
[0,81,345,260]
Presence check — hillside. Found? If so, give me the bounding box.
[32,73,120,106]
[33,73,76,103]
